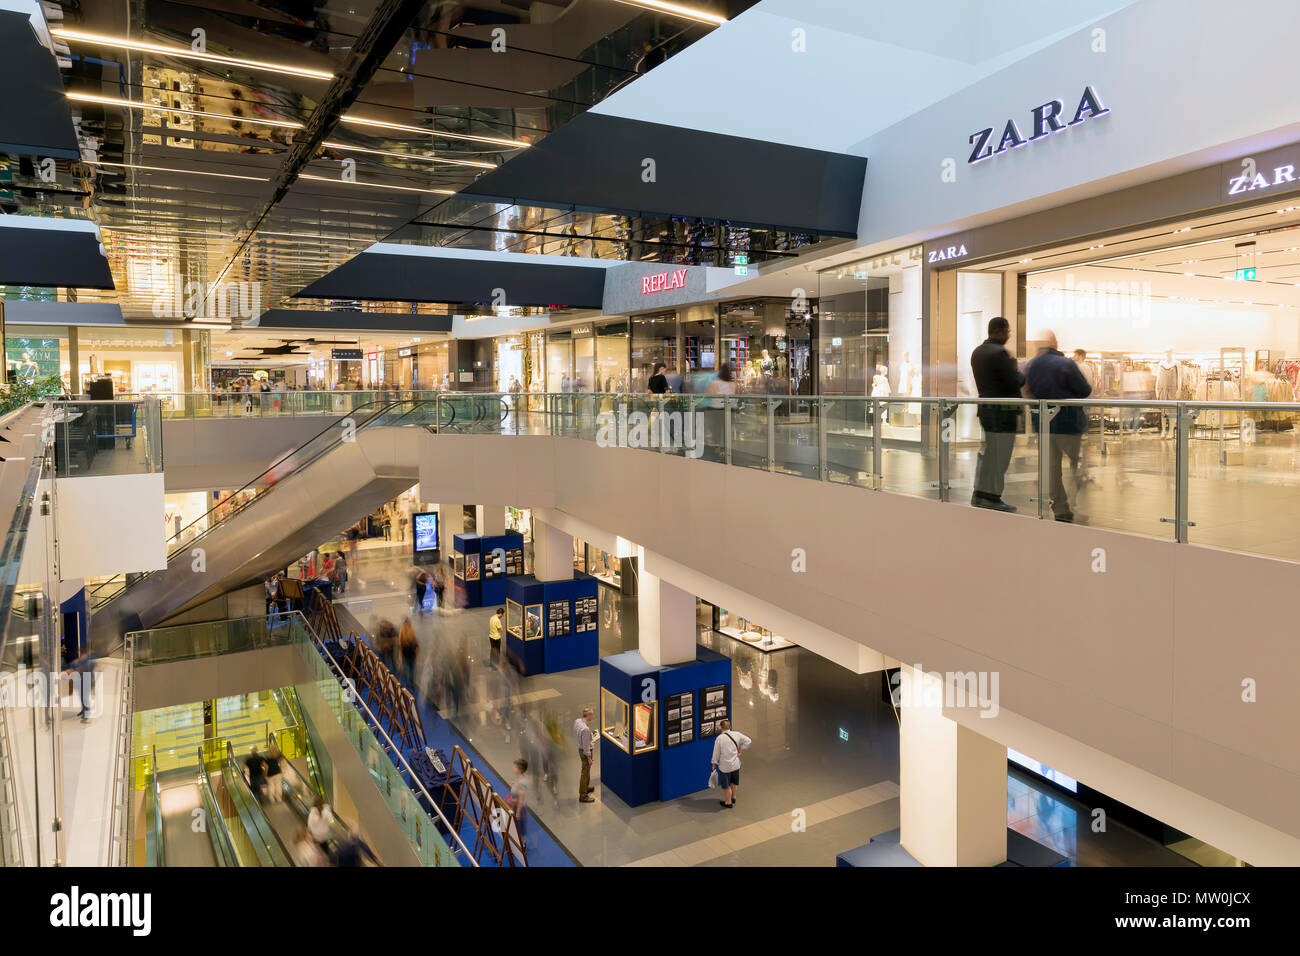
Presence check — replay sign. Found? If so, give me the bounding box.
[968,86,1110,165]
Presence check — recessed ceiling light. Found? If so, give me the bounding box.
[86,160,267,182]
[51,28,333,80]
[67,91,304,130]
[298,173,454,195]
[339,114,530,148]
[321,141,495,169]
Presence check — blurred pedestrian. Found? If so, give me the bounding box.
[398,617,419,688]
[264,740,284,804]
[245,746,267,802]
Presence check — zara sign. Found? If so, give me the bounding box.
[968,86,1110,165]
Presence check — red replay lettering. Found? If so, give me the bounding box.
[641,268,689,294]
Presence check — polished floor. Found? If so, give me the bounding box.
[332,545,1212,867]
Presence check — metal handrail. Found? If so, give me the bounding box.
[106,632,135,866]
[299,616,478,866]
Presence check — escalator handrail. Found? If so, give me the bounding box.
[223,740,294,867]
[149,746,164,867]
[195,745,239,867]
[88,397,435,606]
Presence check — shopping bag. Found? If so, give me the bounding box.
[708,769,719,790]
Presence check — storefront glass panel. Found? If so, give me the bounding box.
[630,311,677,388]
[594,320,629,392]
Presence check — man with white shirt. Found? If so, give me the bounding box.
[573,707,596,803]
[710,719,751,809]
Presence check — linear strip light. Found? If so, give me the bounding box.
[321,141,495,169]
[608,0,728,26]
[51,27,334,80]
[298,173,455,195]
[67,91,306,131]
[339,114,530,148]
[87,160,268,182]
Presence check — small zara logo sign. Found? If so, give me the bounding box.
[968,86,1110,165]
[1227,157,1296,196]
[928,244,968,264]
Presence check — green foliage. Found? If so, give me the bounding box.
[0,374,64,416]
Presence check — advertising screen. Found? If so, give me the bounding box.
[413,511,439,560]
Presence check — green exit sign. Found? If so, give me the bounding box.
[839,727,849,741]
[733,253,748,265]
[1234,267,1257,281]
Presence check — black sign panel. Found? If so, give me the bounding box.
[574,595,598,634]
[664,691,695,748]
[546,599,571,638]
[331,348,363,360]
[698,684,730,739]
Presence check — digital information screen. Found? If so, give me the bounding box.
[413,511,439,561]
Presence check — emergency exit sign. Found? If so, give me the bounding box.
[1234,267,1257,281]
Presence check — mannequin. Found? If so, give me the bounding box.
[1155,347,1181,437]
[896,352,914,397]
[871,363,891,397]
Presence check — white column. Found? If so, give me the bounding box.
[532,517,574,582]
[438,503,464,562]
[898,666,1007,866]
[476,504,506,536]
[638,564,696,667]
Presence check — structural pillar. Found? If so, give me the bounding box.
[898,666,1007,866]
[438,503,464,564]
[637,556,696,667]
[476,504,505,537]
[532,517,573,582]
[67,326,80,394]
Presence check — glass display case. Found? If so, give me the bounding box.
[506,599,522,638]
[524,603,543,641]
[454,551,465,580]
[632,701,657,753]
[601,688,629,752]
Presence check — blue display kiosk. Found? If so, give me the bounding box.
[504,573,599,677]
[452,532,524,608]
[598,646,731,807]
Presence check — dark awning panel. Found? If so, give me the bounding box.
[0,217,114,288]
[255,308,454,335]
[294,243,616,308]
[453,112,867,237]
[0,11,79,158]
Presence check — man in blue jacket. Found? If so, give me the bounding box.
[1024,330,1092,522]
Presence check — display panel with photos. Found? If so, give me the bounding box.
[524,603,543,641]
[601,688,629,752]
[546,599,571,637]
[632,701,657,753]
[465,554,481,581]
[482,548,504,579]
[506,599,523,638]
[505,547,524,576]
[664,690,695,748]
[574,595,598,634]
[698,683,731,738]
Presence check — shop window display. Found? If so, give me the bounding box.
[716,607,796,652]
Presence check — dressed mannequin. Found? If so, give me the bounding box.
[896,352,915,397]
[871,364,891,397]
[1155,347,1181,437]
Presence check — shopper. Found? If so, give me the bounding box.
[66,647,97,723]
[334,831,380,867]
[346,524,360,565]
[307,798,334,855]
[1071,349,1097,483]
[431,563,447,609]
[244,746,267,802]
[375,619,398,673]
[292,826,327,867]
[648,362,670,394]
[333,551,348,595]
[488,607,505,667]
[264,741,284,804]
[398,616,419,689]
[710,719,751,809]
[1024,329,1093,523]
[507,758,530,848]
[970,316,1025,512]
[574,707,596,803]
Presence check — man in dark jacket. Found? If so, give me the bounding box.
[1024,330,1093,522]
[970,317,1024,511]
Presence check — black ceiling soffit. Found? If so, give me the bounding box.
[0,225,113,289]
[0,11,79,159]
[257,309,453,335]
[453,112,867,238]
[293,250,609,309]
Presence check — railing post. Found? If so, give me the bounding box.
[1175,403,1191,543]
[724,400,733,466]
[872,399,883,490]
[817,397,827,481]
[766,398,776,472]
[936,399,950,502]
[1036,399,1050,520]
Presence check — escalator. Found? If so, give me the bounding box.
[212,741,293,867]
[87,399,437,644]
[145,745,239,867]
